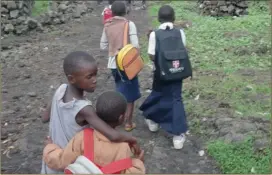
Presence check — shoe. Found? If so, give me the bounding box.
[145,119,159,132]
[173,134,186,149]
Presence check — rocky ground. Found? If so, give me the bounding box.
[1,2,220,174]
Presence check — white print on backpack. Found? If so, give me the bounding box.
[169,60,184,73]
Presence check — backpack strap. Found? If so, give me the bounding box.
[84,128,94,161]
[123,20,129,46]
[83,128,133,174]
[101,158,133,174]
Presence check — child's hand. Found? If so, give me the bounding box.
[137,150,144,162]
[130,143,141,156]
[44,136,53,145]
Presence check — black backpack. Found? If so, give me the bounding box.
[154,27,192,82]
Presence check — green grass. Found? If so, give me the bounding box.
[148,1,271,174]
[207,138,271,174]
[32,1,49,17]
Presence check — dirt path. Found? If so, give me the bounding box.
[1,3,219,174]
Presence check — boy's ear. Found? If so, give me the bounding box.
[67,74,76,84]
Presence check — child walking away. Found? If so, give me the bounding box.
[139,5,192,149]
[100,1,141,132]
[41,51,140,174]
[43,91,145,174]
[101,0,115,24]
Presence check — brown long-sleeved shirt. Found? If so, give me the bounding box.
[43,130,145,174]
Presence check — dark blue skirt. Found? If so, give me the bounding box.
[111,69,141,103]
[139,80,188,135]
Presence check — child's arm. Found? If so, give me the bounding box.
[43,133,83,170]
[41,102,51,123]
[129,21,139,48]
[100,28,108,50]
[78,106,138,146]
[147,31,155,61]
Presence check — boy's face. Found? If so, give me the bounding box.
[69,62,98,93]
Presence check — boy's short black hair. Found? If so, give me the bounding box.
[96,91,127,123]
[108,0,115,5]
[63,51,96,75]
[111,1,126,16]
[158,5,175,23]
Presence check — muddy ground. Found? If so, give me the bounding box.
[1,3,220,174]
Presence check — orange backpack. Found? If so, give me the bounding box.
[64,128,132,174]
[116,21,144,80]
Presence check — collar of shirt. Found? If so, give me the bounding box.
[158,22,174,30]
[112,16,127,20]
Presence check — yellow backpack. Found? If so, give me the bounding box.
[116,21,144,80]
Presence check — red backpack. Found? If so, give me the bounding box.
[103,7,113,24]
[64,128,132,174]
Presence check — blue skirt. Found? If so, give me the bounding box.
[139,80,188,135]
[111,69,141,103]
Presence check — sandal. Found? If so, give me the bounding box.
[124,123,136,132]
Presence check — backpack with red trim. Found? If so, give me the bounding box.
[64,128,133,174]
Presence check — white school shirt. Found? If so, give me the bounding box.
[100,17,139,69]
[148,22,186,55]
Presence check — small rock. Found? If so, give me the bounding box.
[18,1,24,9]
[59,15,66,23]
[2,89,8,93]
[199,150,205,156]
[73,4,87,18]
[28,92,37,97]
[23,74,31,79]
[26,18,38,29]
[1,1,8,6]
[1,7,8,13]
[237,1,248,8]
[1,130,8,140]
[16,16,26,25]
[245,85,253,91]
[10,10,19,19]
[18,62,25,67]
[7,1,17,10]
[53,18,61,25]
[235,111,243,115]
[15,25,28,35]
[12,94,22,99]
[41,13,52,25]
[58,4,68,12]
[4,24,14,33]
[23,6,30,14]
[194,94,200,100]
[43,47,48,52]
[11,136,18,142]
